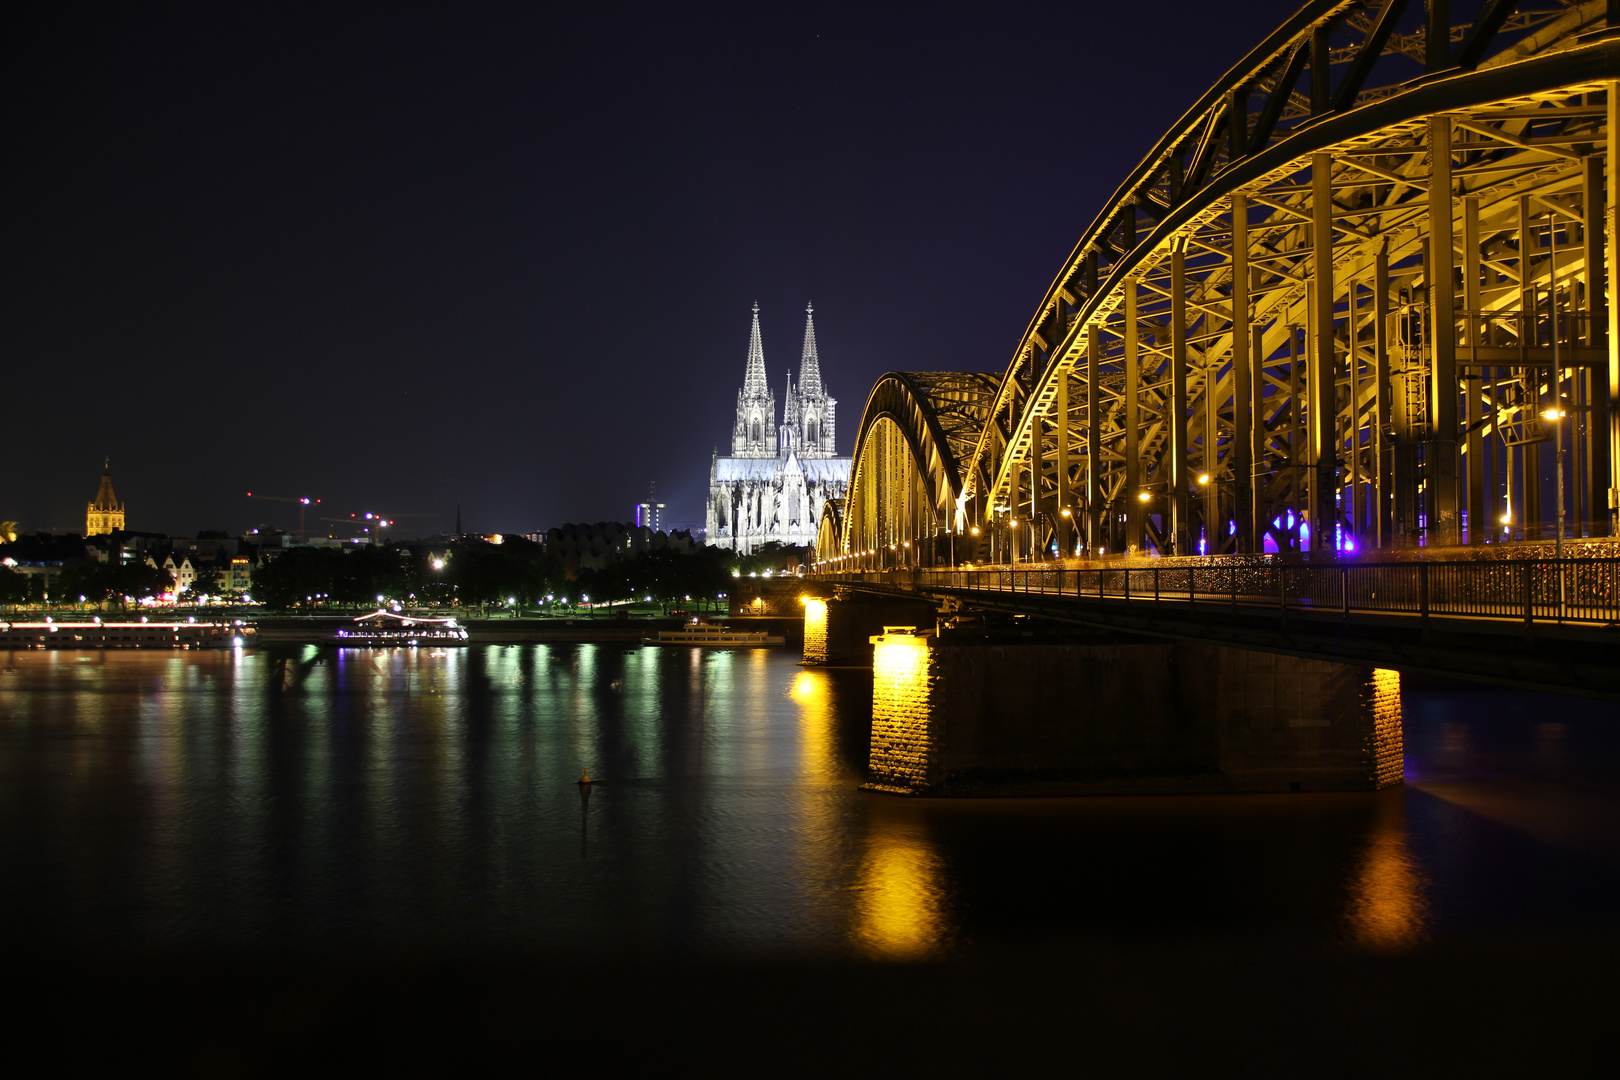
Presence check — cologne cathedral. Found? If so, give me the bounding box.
[706,304,850,553]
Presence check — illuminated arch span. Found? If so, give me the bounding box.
[815,498,844,563]
[951,0,1620,558]
[837,372,1000,563]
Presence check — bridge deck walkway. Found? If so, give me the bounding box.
[815,559,1620,700]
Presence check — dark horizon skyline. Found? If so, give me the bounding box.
[3,0,1304,540]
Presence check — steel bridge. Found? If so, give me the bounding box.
[820,0,1620,571]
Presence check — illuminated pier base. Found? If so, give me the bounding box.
[802,593,936,665]
[868,630,1402,796]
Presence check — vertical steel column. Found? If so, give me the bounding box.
[1232,194,1254,553]
[1375,239,1392,548]
[1057,367,1070,556]
[1170,244,1190,555]
[1429,115,1460,545]
[1086,325,1102,554]
[1605,83,1619,535]
[1312,154,1337,552]
[1253,323,1268,550]
[1585,151,1610,534]
[1520,194,1541,534]
[1126,282,1143,553]
[1007,389,1020,561]
[1205,355,1219,553]
[1310,24,1331,115]
[1350,280,1361,540]
[1029,369,1041,557]
[1426,0,1450,72]
[1465,194,1484,542]
[1288,325,1302,544]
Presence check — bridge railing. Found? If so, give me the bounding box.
[817,559,1620,627]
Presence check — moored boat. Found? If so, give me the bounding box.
[329,609,470,647]
[642,621,783,648]
[0,620,253,649]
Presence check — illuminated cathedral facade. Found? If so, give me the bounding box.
[706,304,850,553]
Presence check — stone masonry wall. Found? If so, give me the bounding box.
[802,597,829,665]
[1369,668,1404,789]
[867,632,939,792]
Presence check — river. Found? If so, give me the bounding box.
[4,644,1618,1071]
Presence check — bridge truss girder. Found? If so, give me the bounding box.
[960,0,1620,559]
[835,372,1000,567]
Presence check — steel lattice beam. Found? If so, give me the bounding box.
[824,1,1620,567]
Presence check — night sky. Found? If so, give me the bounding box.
[4,0,1303,539]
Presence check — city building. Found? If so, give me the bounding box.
[706,304,850,552]
[634,485,664,531]
[85,460,125,536]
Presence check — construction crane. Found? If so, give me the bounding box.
[319,510,435,544]
[246,492,321,542]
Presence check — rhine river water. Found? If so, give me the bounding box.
[4,644,1619,958]
[4,644,1619,1071]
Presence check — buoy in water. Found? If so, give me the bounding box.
[578,769,592,785]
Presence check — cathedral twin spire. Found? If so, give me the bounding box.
[741,302,770,402]
[732,302,835,459]
[708,304,851,552]
[798,303,823,398]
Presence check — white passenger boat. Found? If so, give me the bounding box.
[0,620,252,649]
[329,610,470,647]
[642,622,784,648]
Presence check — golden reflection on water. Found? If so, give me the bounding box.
[790,670,835,780]
[1346,793,1429,951]
[851,819,949,960]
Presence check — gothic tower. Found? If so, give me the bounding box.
[792,303,837,457]
[731,303,778,458]
[86,458,125,536]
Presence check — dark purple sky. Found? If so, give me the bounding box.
[3,0,1303,539]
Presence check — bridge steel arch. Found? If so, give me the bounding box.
[948,0,1620,559]
[830,372,1000,568]
[815,498,844,563]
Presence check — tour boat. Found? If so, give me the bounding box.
[642,621,784,648]
[0,620,252,649]
[330,610,470,647]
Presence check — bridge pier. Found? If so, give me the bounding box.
[867,629,1402,796]
[802,592,937,665]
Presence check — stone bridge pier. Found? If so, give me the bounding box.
[864,627,1403,797]
[801,591,937,666]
